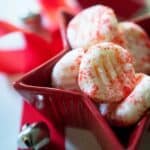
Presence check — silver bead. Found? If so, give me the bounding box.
[18,122,50,150]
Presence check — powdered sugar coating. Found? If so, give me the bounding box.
[67,5,123,49]
[78,42,136,102]
[100,74,150,126]
[118,22,150,74]
[52,48,86,90]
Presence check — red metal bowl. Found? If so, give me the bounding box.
[14,11,150,149]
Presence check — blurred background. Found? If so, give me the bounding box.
[0,0,150,150]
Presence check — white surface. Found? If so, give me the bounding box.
[0,0,40,27]
[0,73,23,150]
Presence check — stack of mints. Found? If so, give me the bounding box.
[51,5,150,127]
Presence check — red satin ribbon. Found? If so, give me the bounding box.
[0,24,63,74]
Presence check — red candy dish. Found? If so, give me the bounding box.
[14,12,150,149]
